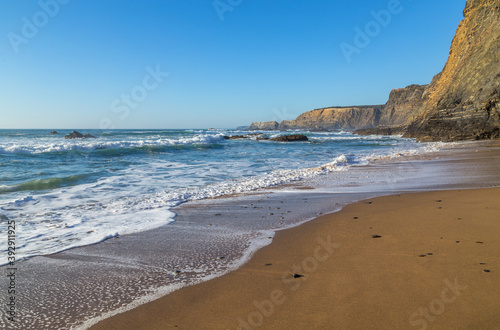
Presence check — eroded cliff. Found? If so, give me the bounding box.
[404,0,500,141]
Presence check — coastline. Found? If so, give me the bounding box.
[91,187,500,329]
[2,140,499,329]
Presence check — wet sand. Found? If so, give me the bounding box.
[91,187,500,329]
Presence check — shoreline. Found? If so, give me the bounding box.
[2,140,499,329]
[91,187,500,329]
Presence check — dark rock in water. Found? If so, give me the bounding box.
[483,269,491,273]
[223,135,249,140]
[224,134,269,140]
[270,134,308,142]
[64,131,84,139]
[292,273,304,278]
[64,131,96,139]
[419,255,427,258]
[427,253,433,256]
[475,241,484,244]
[265,263,272,266]
[49,130,59,134]
[372,235,382,238]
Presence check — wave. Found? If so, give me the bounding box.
[0,134,225,155]
[0,174,93,194]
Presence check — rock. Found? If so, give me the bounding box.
[483,269,491,273]
[372,235,382,238]
[269,134,308,142]
[223,135,248,140]
[404,0,500,141]
[49,130,58,134]
[292,273,304,278]
[278,106,384,131]
[64,131,96,139]
[224,133,269,140]
[64,131,84,139]
[247,121,279,130]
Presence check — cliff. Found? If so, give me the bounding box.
[277,106,384,131]
[404,0,500,141]
[379,84,427,126]
[247,121,279,130]
[247,0,499,141]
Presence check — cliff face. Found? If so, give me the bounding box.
[404,0,500,141]
[379,84,427,127]
[248,121,279,130]
[278,106,384,130]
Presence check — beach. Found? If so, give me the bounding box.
[2,135,500,329]
[91,186,500,329]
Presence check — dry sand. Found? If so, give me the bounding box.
[91,187,500,329]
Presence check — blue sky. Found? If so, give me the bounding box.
[0,0,465,129]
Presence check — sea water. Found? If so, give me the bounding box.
[0,129,442,264]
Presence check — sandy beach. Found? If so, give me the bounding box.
[91,186,500,329]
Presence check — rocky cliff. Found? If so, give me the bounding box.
[404,0,500,141]
[277,106,384,131]
[379,84,427,127]
[247,121,279,130]
[247,0,499,141]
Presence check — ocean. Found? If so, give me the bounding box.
[0,129,441,265]
[1,128,471,329]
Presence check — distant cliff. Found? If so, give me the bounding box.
[248,121,279,130]
[278,106,383,130]
[247,0,499,141]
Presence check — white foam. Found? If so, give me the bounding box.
[0,133,225,154]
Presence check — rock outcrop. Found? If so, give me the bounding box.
[49,130,59,134]
[64,131,96,139]
[248,121,279,130]
[269,134,309,142]
[404,0,500,141]
[379,84,427,127]
[278,106,384,131]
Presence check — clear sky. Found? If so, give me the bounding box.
[0,0,466,129]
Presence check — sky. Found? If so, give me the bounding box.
[0,0,466,129]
